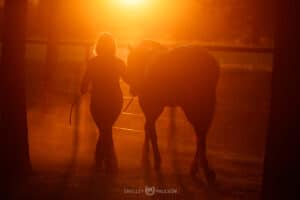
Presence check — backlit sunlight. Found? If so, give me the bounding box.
[120,0,144,6]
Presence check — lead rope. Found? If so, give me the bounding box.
[69,95,134,126]
[123,95,135,112]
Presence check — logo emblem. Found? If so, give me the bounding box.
[145,186,155,196]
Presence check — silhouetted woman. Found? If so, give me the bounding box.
[81,33,126,173]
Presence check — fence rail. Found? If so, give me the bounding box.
[26,39,274,54]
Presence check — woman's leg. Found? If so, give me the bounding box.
[100,125,118,173]
[95,134,104,169]
[91,98,122,173]
[91,104,106,170]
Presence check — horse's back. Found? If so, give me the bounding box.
[146,45,220,103]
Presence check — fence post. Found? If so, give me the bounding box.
[44,0,59,95]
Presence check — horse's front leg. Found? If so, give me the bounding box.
[145,119,161,171]
[139,96,163,171]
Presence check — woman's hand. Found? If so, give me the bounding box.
[81,64,91,95]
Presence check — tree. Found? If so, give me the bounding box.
[0,0,31,191]
[262,0,300,199]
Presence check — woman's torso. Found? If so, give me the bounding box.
[88,56,124,106]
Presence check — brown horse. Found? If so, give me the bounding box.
[127,40,220,184]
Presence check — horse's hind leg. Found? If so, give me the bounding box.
[194,126,216,184]
[182,104,216,184]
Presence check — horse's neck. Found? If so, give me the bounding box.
[143,48,167,75]
[133,42,168,94]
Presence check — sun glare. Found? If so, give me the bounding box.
[121,0,144,6]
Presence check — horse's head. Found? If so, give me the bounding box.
[126,40,167,95]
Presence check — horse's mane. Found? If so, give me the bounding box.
[127,40,168,94]
[136,40,168,52]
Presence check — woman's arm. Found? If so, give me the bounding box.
[80,63,92,94]
[118,59,138,96]
[119,59,129,84]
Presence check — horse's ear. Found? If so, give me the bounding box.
[127,44,133,52]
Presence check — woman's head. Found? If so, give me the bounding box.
[94,32,117,57]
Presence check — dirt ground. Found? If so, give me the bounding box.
[13,68,271,199]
